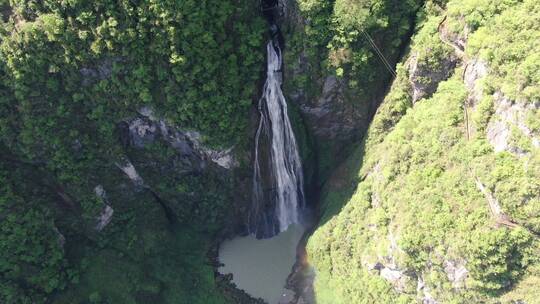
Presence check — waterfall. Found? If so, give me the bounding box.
[249,40,305,238]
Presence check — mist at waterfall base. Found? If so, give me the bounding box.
[219,38,312,303]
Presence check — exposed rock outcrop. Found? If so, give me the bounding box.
[95,205,114,231]
[409,52,458,103]
[380,267,410,291]
[94,185,114,231]
[127,107,238,170]
[486,94,540,155]
[362,231,415,293]
[116,159,144,187]
[128,117,158,148]
[443,260,468,289]
[283,44,367,169]
[462,56,540,156]
[463,59,488,105]
[297,75,361,142]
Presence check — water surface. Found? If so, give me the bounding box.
[219,224,306,303]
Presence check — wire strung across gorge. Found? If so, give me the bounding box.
[361,29,397,78]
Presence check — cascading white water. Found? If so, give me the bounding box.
[219,34,312,304]
[250,40,305,236]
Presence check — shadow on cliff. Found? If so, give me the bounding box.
[292,0,422,235]
[314,136,368,228]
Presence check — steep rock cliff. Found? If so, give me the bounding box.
[0,1,265,302]
[279,0,422,181]
[306,1,540,303]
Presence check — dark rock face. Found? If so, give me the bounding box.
[277,0,408,182]
[105,107,252,233]
[128,117,159,148]
[298,75,361,141]
[80,58,119,86]
[124,108,238,173]
[281,36,367,182]
[409,52,458,103]
[280,16,368,146]
[286,69,369,183]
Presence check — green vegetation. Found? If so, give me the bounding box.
[0,0,264,303]
[291,0,422,88]
[1,0,538,303]
[0,168,68,303]
[282,0,423,181]
[307,0,540,303]
[464,0,540,102]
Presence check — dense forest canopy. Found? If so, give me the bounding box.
[0,0,264,302]
[1,0,539,303]
[306,0,540,303]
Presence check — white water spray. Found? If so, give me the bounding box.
[250,41,305,236]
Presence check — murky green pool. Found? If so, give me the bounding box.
[219,224,306,304]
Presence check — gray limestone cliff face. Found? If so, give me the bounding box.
[295,75,363,142]
[408,52,458,103]
[125,107,238,171]
[278,1,383,180]
[78,59,248,233]
[94,185,114,231]
[463,59,540,156]
[486,95,540,156]
[284,53,369,181]
[118,107,248,224]
[463,58,488,105]
[86,106,251,235]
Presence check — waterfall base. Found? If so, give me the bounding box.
[219,224,306,303]
[249,39,305,238]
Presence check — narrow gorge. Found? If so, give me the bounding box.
[249,38,305,238]
[0,0,539,304]
[219,10,312,302]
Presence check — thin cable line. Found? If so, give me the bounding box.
[362,30,395,77]
[361,30,397,78]
[362,31,396,77]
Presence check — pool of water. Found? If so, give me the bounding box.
[219,224,306,304]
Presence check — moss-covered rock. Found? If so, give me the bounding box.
[280,0,422,183]
[306,0,540,303]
